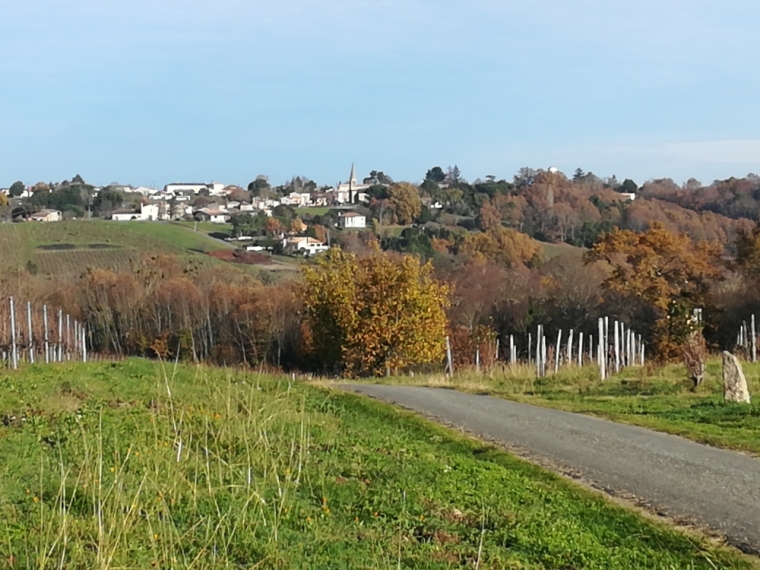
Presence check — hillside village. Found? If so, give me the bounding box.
[2,165,759,263]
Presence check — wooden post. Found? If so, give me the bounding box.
[58,310,63,362]
[43,305,49,364]
[752,315,757,363]
[536,326,542,377]
[614,321,620,373]
[528,333,532,365]
[541,335,547,378]
[567,329,573,367]
[475,349,480,373]
[66,314,71,361]
[445,336,454,377]
[509,335,515,365]
[26,301,34,365]
[589,334,593,363]
[578,332,583,366]
[598,317,605,380]
[555,329,562,373]
[82,326,87,363]
[10,298,17,370]
[495,337,500,362]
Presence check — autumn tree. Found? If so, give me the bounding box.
[735,223,760,278]
[584,222,723,359]
[300,246,449,376]
[389,182,422,225]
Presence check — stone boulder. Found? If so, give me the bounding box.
[722,351,751,404]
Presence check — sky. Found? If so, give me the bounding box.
[1,0,759,188]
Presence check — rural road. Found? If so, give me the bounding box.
[341,384,760,554]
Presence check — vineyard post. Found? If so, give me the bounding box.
[445,336,453,377]
[614,320,620,373]
[527,333,532,365]
[43,305,49,364]
[541,335,547,378]
[10,297,17,370]
[82,326,87,363]
[535,325,542,377]
[26,301,34,364]
[554,329,562,374]
[57,310,63,362]
[752,315,757,363]
[475,349,480,373]
[509,335,515,365]
[598,317,605,380]
[578,332,583,367]
[66,314,71,361]
[567,329,573,367]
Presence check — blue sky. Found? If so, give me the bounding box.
[2,0,759,188]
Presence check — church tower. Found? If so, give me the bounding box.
[349,163,356,204]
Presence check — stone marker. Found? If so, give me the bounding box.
[722,351,751,404]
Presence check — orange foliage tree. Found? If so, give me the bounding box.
[584,222,723,359]
[300,246,449,376]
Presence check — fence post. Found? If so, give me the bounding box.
[578,332,583,366]
[10,297,17,370]
[82,326,87,363]
[598,317,605,380]
[752,315,757,363]
[614,321,620,373]
[445,336,454,377]
[26,301,34,365]
[43,305,49,364]
[57,310,63,362]
[555,329,562,373]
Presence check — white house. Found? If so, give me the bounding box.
[111,208,140,221]
[195,207,230,224]
[338,212,366,229]
[164,182,225,196]
[141,203,160,221]
[282,237,329,256]
[29,209,62,223]
[619,192,637,201]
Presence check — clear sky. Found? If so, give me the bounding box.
[2,0,759,188]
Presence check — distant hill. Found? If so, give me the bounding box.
[0,220,233,276]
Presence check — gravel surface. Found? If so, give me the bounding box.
[341,384,760,554]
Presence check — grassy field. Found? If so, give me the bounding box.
[295,207,330,216]
[170,221,234,240]
[0,221,231,275]
[0,360,753,568]
[371,359,760,455]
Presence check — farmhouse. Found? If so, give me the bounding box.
[164,182,226,196]
[29,209,62,223]
[338,212,366,229]
[194,208,230,224]
[282,236,329,256]
[111,208,140,221]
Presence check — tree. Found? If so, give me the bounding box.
[0,192,8,208]
[584,222,723,359]
[621,179,638,194]
[476,199,502,232]
[389,183,422,225]
[9,181,24,197]
[425,166,446,183]
[300,246,449,376]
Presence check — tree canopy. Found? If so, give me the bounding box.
[300,246,449,376]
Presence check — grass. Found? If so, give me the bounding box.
[0,221,231,276]
[371,359,760,455]
[0,359,753,568]
[295,207,330,216]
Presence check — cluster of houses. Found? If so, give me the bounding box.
[3,168,373,257]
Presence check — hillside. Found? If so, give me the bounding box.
[0,221,232,276]
[0,359,752,568]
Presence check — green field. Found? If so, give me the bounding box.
[372,360,760,455]
[295,207,330,216]
[0,359,752,568]
[0,221,232,275]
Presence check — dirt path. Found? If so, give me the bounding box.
[341,384,760,554]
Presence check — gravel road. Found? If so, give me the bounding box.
[341,384,760,554]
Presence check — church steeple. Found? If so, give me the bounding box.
[349,163,356,203]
